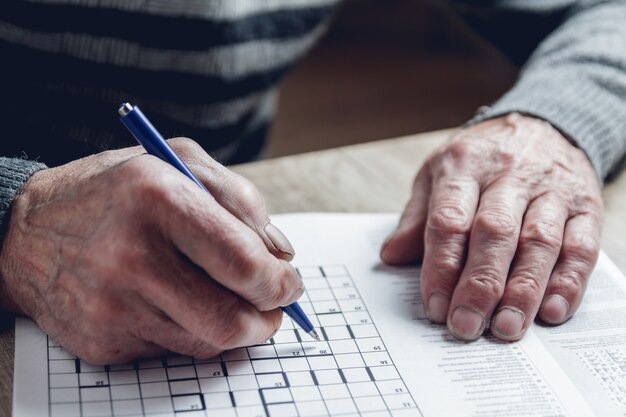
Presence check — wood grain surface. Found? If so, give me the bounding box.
[1,129,624,416]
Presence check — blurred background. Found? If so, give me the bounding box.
[268,0,518,157]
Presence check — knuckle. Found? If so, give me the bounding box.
[429,252,464,278]
[211,301,249,350]
[254,265,299,311]
[554,271,586,296]
[168,137,201,153]
[428,205,472,235]
[474,210,517,239]
[231,177,266,214]
[445,140,473,160]
[564,235,599,264]
[464,270,505,301]
[519,220,562,252]
[509,271,545,300]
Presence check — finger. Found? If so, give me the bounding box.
[131,300,223,359]
[140,251,284,350]
[168,137,294,261]
[420,174,479,323]
[380,165,431,264]
[539,212,601,324]
[142,166,303,311]
[447,180,528,341]
[491,194,567,341]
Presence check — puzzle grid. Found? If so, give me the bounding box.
[46,265,422,417]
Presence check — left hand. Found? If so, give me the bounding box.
[380,113,603,341]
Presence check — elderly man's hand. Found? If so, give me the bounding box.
[0,138,302,364]
[381,114,603,341]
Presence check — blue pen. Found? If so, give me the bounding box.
[118,103,320,341]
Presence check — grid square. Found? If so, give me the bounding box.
[167,365,197,380]
[196,363,224,378]
[247,345,277,359]
[80,386,110,402]
[49,360,75,374]
[257,373,287,388]
[285,371,315,387]
[170,379,200,395]
[143,394,174,414]
[111,384,141,401]
[173,394,204,412]
[50,403,80,417]
[233,390,262,406]
[335,353,366,368]
[325,398,358,414]
[50,374,78,388]
[112,399,143,416]
[267,403,298,417]
[82,401,112,417]
[370,366,400,381]
[342,367,372,383]
[348,381,380,397]
[50,387,79,403]
[319,383,350,400]
[109,370,138,385]
[324,325,352,340]
[262,387,292,404]
[307,356,337,370]
[199,377,230,393]
[296,400,328,417]
[350,324,379,338]
[204,392,233,409]
[273,330,299,344]
[252,358,282,374]
[322,265,348,276]
[317,314,347,327]
[140,381,170,398]
[314,369,342,385]
[227,375,259,390]
[355,395,388,412]
[290,386,322,402]
[280,357,310,372]
[226,360,254,376]
[298,266,324,278]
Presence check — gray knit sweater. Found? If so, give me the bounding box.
[0,0,625,236]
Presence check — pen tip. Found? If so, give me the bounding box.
[308,329,321,341]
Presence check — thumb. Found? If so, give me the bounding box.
[381,166,431,265]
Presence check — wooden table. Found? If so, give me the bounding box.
[1,129,625,416]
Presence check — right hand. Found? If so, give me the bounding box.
[0,138,303,364]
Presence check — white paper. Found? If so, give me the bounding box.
[13,213,626,417]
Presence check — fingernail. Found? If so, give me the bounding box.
[541,295,569,324]
[492,307,525,339]
[265,223,295,257]
[449,306,485,341]
[426,293,450,323]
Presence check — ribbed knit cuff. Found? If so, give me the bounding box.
[468,71,626,181]
[0,157,47,238]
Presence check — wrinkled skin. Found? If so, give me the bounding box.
[0,138,302,364]
[382,114,603,341]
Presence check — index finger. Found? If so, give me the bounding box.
[137,159,303,312]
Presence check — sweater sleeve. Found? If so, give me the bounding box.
[0,158,47,238]
[451,0,626,180]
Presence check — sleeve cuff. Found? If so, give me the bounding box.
[468,70,626,181]
[0,157,47,237]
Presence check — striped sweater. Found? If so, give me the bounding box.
[0,0,625,234]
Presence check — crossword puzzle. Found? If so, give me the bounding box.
[45,265,422,417]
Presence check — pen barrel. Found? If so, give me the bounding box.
[282,304,314,333]
[119,106,208,192]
